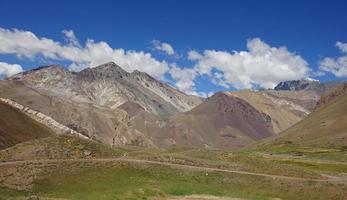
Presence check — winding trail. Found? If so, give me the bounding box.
[1,157,346,182]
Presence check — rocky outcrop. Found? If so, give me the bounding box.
[227,89,320,134]
[0,98,89,140]
[275,80,319,91]
[274,79,339,94]
[315,83,347,111]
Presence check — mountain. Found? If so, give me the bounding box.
[121,92,274,149]
[0,79,131,145]
[274,79,339,94]
[2,63,335,150]
[227,89,319,133]
[0,62,202,146]
[315,82,347,111]
[0,101,53,149]
[258,83,347,148]
[1,63,274,149]
[225,80,343,134]
[9,62,202,116]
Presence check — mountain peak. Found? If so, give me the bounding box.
[94,62,126,72]
[274,79,341,94]
[274,79,320,91]
[77,62,129,80]
[131,69,156,81]
[8,64,67,80]
[26,64,65,74]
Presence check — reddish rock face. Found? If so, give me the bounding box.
[121,92,274,150]
[188,92,273,140]
[315,83,347,111]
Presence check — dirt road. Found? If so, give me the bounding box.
[1,157,346,182]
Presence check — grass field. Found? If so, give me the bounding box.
[0,135,346,200]
[1,159,346,200]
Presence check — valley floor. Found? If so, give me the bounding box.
[0,136,346,200]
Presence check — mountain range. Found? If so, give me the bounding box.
[259,82,347,150]
[0,62,343,149]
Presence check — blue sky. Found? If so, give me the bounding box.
[0,0,346,96]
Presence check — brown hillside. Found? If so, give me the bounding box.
[315,82,347,111]
[0,102,53,149]
[188,92,273,140]
[227,90,317,133]
[123,92,274,149]
[259,91,347,147]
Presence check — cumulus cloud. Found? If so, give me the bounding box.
[0,27,169,79]
[188,50,203,60]
[152,40,175,55]
[0,62,23,78]
[168,65,215,98]
[169,64,197,94]
[62,29,80,47]
[319,41,347,77]
[189,38,310,89]
[0,27,316,96]
[336,41,347,53]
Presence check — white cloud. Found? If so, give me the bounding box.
[319,41,347,77]
[62,29,80,47]
[168,65,213,98]
[336,41,347,53]
[189,38,310,89]
[188,50,202,60]
[0,27,316,96]
[0,62,23,78]
[169,64,198,94]
[152,40,175,55]
[0,27,169,79]
[190,91,212,98]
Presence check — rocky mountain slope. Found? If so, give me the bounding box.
[227,89,319,133]
[0,62,201,147]
[0,98,88,140]
[0,100,54,149]
[121,92,274,149]
[9,62,202,116]
[315,82,347,111]
[0,80,131,145]
[259,84,347,148]
[274,79,339,93]
[1,62,341,150]
[227,80,340,134]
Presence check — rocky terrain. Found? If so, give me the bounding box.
[0,63,278,149]
[122,92,273,149]
[0,64,346,200]
[259,82,347,148]
[315,82,347,111]
[10,62,202,116]
[0,98,88,140]
[0,62,202,146]
[228,90,317,133]
[227,79,340,133]
[0,80,131,145]
[274,79,339,93]
[0,63,341,150]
